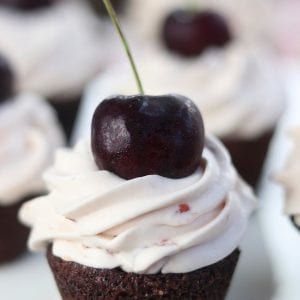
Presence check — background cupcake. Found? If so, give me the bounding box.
[0,0,118,139]
[0,55,64,263]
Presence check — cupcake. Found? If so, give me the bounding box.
[20,93,256,299]
[0,0,117,139]
[0,55,64,263]
[278,127,300,229]
[84,0,285,187]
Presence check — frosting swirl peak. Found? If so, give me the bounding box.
[20,134,255,273]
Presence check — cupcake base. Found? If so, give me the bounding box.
[0,195,34,263]
[47,247,240,300]
[49,95,81,142]
[222,130,274,187]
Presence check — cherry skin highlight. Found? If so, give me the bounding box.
[91,94,205,179]
[162,10,232,57]
[0,55,14,103]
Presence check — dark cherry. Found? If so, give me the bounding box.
[0,55,14,103]
[91,94,205,180]
[88,0,125,16]
[0,0,55,10]
[162,10,232,57]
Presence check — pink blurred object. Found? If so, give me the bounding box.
[273,0,300,58]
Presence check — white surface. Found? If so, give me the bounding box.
[0,68,299,300]
[0,253,59,300]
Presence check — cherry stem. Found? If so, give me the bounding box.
[102,0,144,95]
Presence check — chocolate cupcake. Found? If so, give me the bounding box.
[20,93,255,299]
[47,246,240,299]
[0,55,64,263]
[278,127,300,230]
[0,0,118,140]
[222,130,274,187]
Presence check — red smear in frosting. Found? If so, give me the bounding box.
[160,239,169,245]
[179,203,190,213]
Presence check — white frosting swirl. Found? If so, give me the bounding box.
[20,135,255,274]
[0,0,118,99]
[278,128,300,226]
[0,93,64,205]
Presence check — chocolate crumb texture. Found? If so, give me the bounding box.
[47,246,240,300]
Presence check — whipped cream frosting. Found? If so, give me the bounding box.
[20,134,256,274]
[0,93,64,205]
[0,0,118,100]
[278,128,300,227]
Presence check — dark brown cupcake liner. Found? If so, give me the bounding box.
[222,129,274,188]
[47,246,240,300]
[49,95,82,142]
[0,195,36,263]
